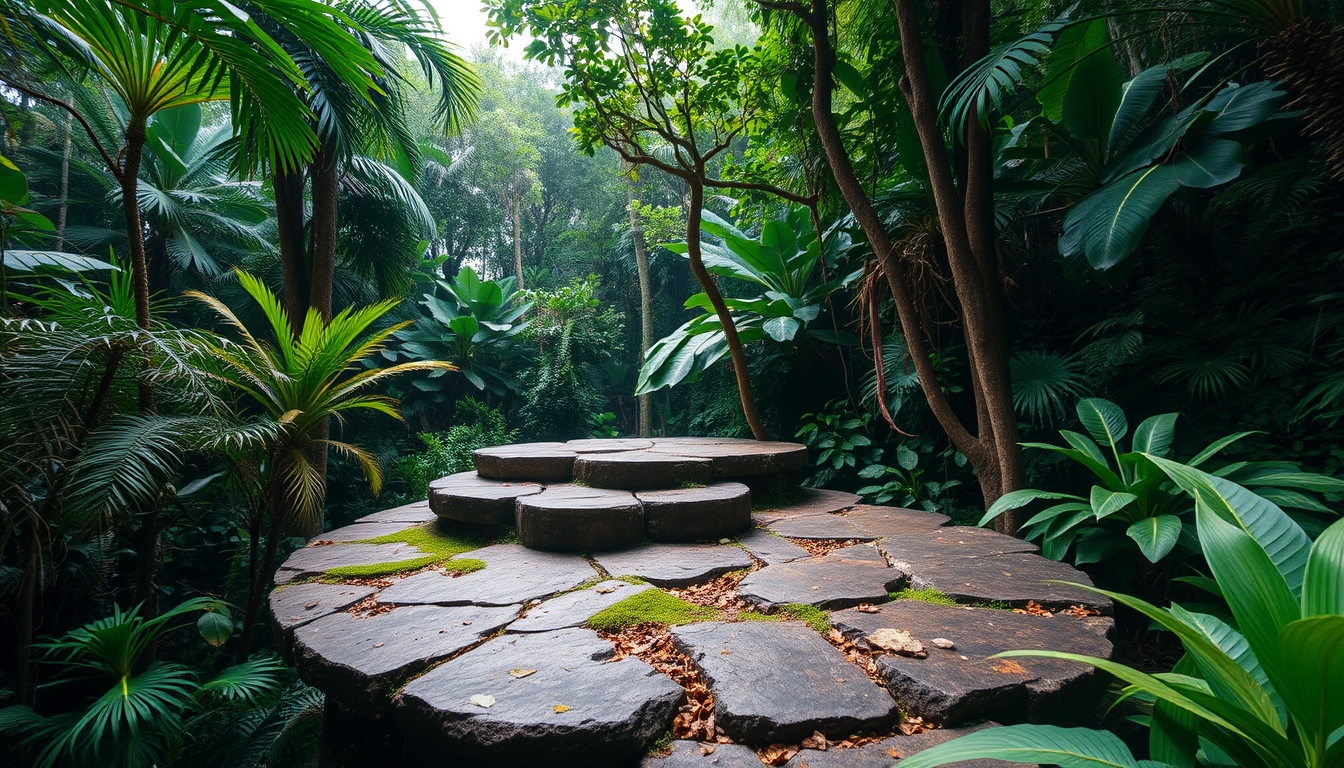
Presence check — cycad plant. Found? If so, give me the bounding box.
[0,598,286,768]
[897,463,1344,768]
[186,270,454,651]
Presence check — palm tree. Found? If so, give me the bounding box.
[185,269,455,653]
[0,0,379,409]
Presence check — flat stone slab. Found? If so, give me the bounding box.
[845,505,950,538]
[318,520,423,543]
[831,601,1114,725]
[574,451,715,490]
[516,485,644,552]
[430,471,544,525]
[641,741,765,767]
[766,513,873,541]
[755,489,862,524]
[649,440,809,478]
[785,723,1029,768]
[672,621,897,743]
[397,627,683,767]
[738,544,903,610]
[377,544,596,606]
[354,500,437,524]
[880,530,1108,612]
[736,529,810,565]
[595,544,753,587]
[278,542,430,580]
[474,442,577,481]
[269,583,377,645]
[638,482,752,542]
[567,438,655,453]
[294,604,517,714]
[509,580,654,633]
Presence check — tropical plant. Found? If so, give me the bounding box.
[796,401,882,487]
[897,463,1344,768]
[391,397,517,498]
[858,439,965,513]
[388,264,532,414]
[638,208,859,395]
[982,398,1344,587]
[185,269,455,649]
[0,598,286,768]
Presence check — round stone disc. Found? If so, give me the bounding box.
[649,439,809,477]
[566,438,655,453]
[637,482,751,541]
[573,451,714,490]
[515,485,643,553]
[429,471,544,525]
[474,442,577,481]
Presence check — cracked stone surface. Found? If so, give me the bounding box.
[396,627,683,767]
[672,621,897,744]
[736,529,810,566]
[319,520,424,543]
[845,505,951,538]
[354,500,437,524]
[268,582,377,646]
[765,513,873,541]
[377,544,596,606]
[753,489,862,525]
[574,451,715,490]
[508,580,654,633]
[880,530,1108,612]
[429,471,544,525]
[737,544,904,610]
[785,722,1031,768]
[294,603,518,715]
[474,442,578,481]
[567,438,655,453]
[641,741,765,767]
[515,485,644,552]
[638,482,752,542]
[831,601,1114,725]
[278,542,430,581]
[594,544,754,587]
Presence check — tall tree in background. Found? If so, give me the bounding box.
[769,0,1022,525]
[488,0,817,440]
[626,166,654,437]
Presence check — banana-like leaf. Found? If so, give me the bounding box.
[1092,486,1138,520]
[1273,616,1344,750]
[1127,515,1183,563]
[1059,20,1125,147]
[889,723,1146,768]
[980,489,1085,527]
[1060,164,1181,270]
[1131,413,1178,456]
[1303,518,1344,617]
[1077,398,1129,451]
[1109,53,1210,149]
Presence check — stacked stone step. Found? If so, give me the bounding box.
[429,438,808,552]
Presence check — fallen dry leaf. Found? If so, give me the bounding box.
[800,730,828,750]
[856,603,881,613]
[759,743,800,766]
[508,668,537,679]
[1013,601,1051,617]
[597,623,715,742]
[469,694,495,708]
[785,537,862,558]
[553,704,570,713]
[699,744,715,756]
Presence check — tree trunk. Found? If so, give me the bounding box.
[686,180,768,440]
[895,0,1022,527]
[14,525,38,707]
[274,167,308,336]
[626,174,654,437]
[120,120,155,414]
[240,474,287,658]
[56,111,71,252]
[309,144,339,322]
[512,197,524,288]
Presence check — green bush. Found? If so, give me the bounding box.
[393,398,517,497]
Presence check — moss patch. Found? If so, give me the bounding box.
[586,590,719,631]
[891,587,958,606]
[737,609,779,623]
[325,555,441,579]
[353,523,491,558]
[443,558,486,574]
[777,603,831,632]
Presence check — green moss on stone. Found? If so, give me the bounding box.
[777,603,831,632]
[890,587,958,606]
[443,558,486,574]
[353,523,491,558]
[325,555,440,579]
[586,590,718,631]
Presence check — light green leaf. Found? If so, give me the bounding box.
[892,723,1145,768]
[1127,515,1183,563]
[1303,518,1344,618]
[1274,616,1344,751]
[980,488,1085,527]
[1132,413,1178,457]
[1092,486,1138,520]
[1077,398,1129,449]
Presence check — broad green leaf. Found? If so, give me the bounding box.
[1205,81,1287,135]
[5,251,118,273]
[1196,502,1300,690]
[1060,164,1181,270]
[1132,413,1178,457]
[1092,486,1138,520]
[1127,515,1182,563]
[1274,616,1344,751]
[1171,139,1245,189]
[761,316,800,342]
[0,153,27,204]
[149,102,203,157]
[197,611,233,647]
[1168,604,1274,699]
[1109,53,1209,149]
[1024,440,1123,489]
[891,723,1145,768]
[1077,398,1129,449]
[980,488,1085,527]
[1023,502,1092,530]
[1039,19,1108,122]
[1187,431,1258,467]
[1303,518,1344,617]
[1145,455,1311,596]
[1060,20,1125,147]
[1149,655,1199,768]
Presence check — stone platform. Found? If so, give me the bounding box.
[272,438,1111,767]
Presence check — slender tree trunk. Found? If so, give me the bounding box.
[132,504,160,622]
[626,174,654,437]
[56,112,72,252]
[512,197,524,289]
[120,120,155,414]
[14,525,38,707]
[686,179,768,439]
[309,145,339,322]
[240,477,287,658]
[896,0,1022,527]
[274,168,308,336]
